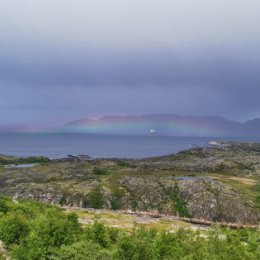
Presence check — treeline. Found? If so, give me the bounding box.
[0,197,259,260]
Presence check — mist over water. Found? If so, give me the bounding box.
[0,134,259,159]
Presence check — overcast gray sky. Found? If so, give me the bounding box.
[0,0,260,125]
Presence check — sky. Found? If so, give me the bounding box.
[0,0,260,126]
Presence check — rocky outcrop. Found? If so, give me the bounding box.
[139,142,260,176]
[178,179,259,224]
[118,177,170,212]
[1,175,258,224]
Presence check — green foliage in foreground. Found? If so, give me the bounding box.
[0,197,259,260]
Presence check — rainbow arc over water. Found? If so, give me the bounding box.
[62,115,233,137]
[1,115,237,137]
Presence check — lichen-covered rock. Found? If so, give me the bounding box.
[178,179,259,224]
[139,142,260,176]
[118,177,167,211]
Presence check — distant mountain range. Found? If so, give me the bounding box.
[63,114,260,137]
[1,114,260,137]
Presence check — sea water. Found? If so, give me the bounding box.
[0,133,259,159]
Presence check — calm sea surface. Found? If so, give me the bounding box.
[0,134,259,159]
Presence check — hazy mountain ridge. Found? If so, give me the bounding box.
[1,114,260,137]
[65,114,260,137]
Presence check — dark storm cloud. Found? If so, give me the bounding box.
[0,0,260,124]
[0,46,260,90]
[1,46,260,123]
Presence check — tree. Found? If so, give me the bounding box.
[89,186,104,209]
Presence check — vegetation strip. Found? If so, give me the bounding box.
[64,207,260,229]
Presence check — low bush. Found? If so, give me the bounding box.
[0,197,258,260]
[89,186,104,209]
[93,167,109,176]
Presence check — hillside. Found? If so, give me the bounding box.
[0,142,259,225]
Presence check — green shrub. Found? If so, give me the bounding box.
[93,167,109,176]
[111,197,122,210]
[0,213,30,246]
[83,221,111,248]
[89,186,104,209]
[115,229,156,260]
[253,184,260,192]
[11,209,81,260]
[111,189,123,210]
[17,156,51,164]
[0,197,259,260]
[0,197,11,214]
[165,183,191,217]
[51,241,111,260]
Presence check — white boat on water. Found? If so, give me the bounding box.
[149,129,157,134]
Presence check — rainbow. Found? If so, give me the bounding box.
[62,115,234,137]
[1,115,238,137]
